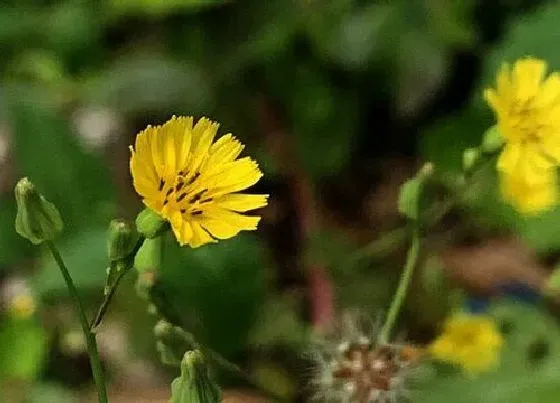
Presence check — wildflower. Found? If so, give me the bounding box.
[484,57,560,213]
[429,313,503,375]
[312,311,422,402]
[129,116,268,247]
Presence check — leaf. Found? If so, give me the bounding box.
[33,228,108,296]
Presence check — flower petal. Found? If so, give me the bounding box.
[216,193,269,212]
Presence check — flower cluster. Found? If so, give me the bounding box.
[485,57,560,214]
[129,116,268,247]
[429,313,503,375]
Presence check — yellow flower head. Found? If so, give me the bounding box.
[484,57,560,213]
[429,313,503,375]
[130,116,268,247]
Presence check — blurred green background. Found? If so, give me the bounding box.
[3,0,560,402]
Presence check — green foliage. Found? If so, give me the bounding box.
[33,228,109,296]
[157,233,268,358]
[9,101,114,234]
[0,318,47,381]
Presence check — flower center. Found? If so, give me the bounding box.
[158,170,213,216]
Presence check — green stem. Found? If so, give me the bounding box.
[379,227,421,343]
[46,241,108,403]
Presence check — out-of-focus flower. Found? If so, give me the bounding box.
[312,311,422,402]
[2,277,36,320]
[129,116,268,247]
[9,294,36,319]
[429,313,503,375]
[485,57,560,214]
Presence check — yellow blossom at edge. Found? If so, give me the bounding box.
[129,116,268,248]
[484,57,560,213]
[429,313,503,375]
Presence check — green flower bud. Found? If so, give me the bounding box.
[463,148,480,172]
[170,350,221,403]
[107,219,139,262]
[134,237,162,273]
[15,177,63,245]
[481,125,504,153]
[136,208,166,239]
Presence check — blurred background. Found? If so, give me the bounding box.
[3,0,560,402]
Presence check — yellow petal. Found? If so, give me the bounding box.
[204,157,263,197]
[176,117,193,171]
[189,222,216,248]
[500,169,558,214]
[203,205,261,230]
[513,58,546,99]
[497,143,521,173]
[187,118,219,176]
[201,134,244,176]
[216,194,268,212]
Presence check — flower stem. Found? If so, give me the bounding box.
[379,227,421,343]
[46,241,108,403]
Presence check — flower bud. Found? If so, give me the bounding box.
[134,237,162,273]
[15,177,63,245]
[170,350,221,403]
[463,148,480,172]
[481,125,504,153]
[136,208,166,239]
[107,219,139,262]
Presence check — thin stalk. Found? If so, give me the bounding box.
[46,241,108,403]
[378,227,421,343]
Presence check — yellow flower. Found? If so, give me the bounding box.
[429,313,503,375]
[130,116,268,247]
[485,57,560,213]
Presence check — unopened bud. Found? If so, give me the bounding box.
[136,208,166,239]
[463,148,480,172]
[170,350,221,403]
[107,219,139,262]
[481,125,504,153]
[15,177,63,245]
[134,237,162,273]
